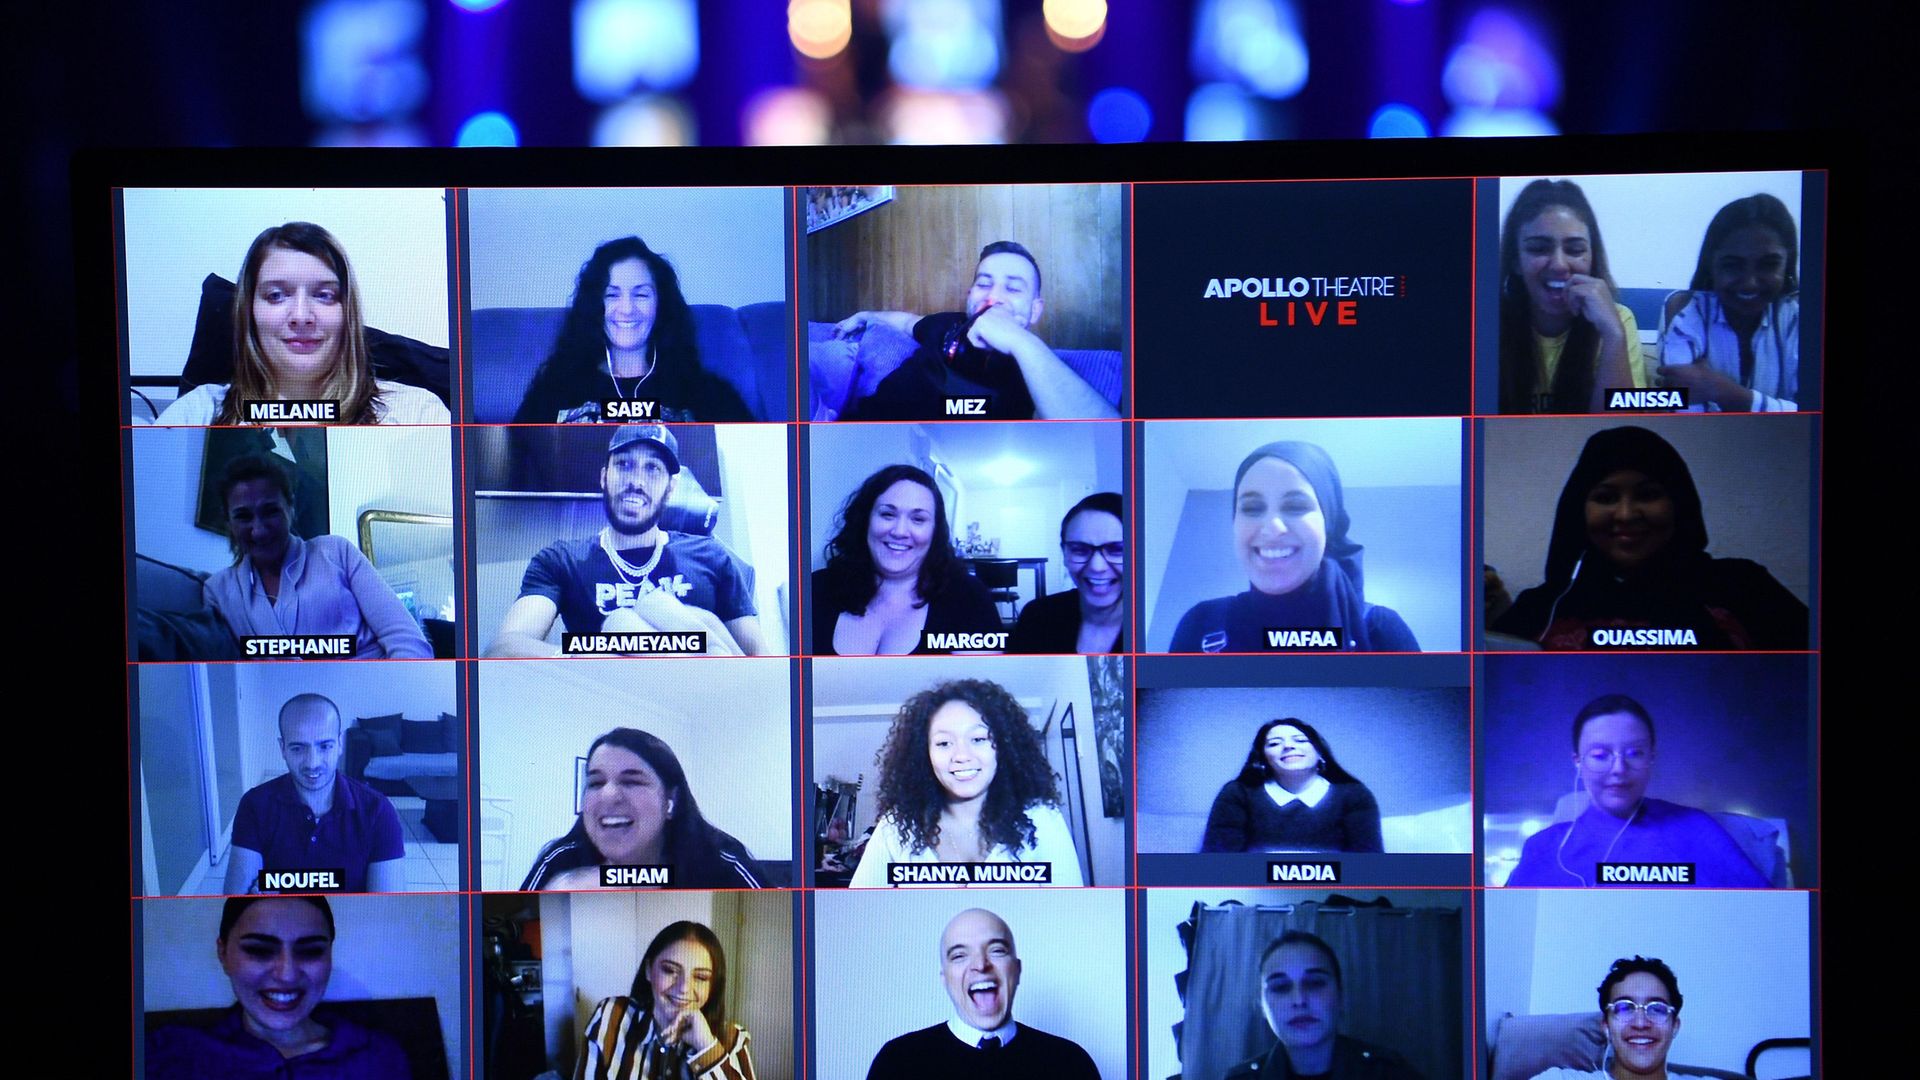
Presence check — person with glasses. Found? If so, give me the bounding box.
[1506,694,1768,887]
[1008,492,1124,654]
[1531,956,1683,1079]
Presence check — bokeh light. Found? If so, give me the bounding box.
[1191,0,1309,99]
[1044,0,1107,51]
[884,0,1002,91]
[1087,87,1152,142]
[742,86,835,145]
[573,0,699,102]
[788,0,852,60]
[591,95,696,146]
[1368,102,1430,138]
[879,88,1008,144]
[1185,82,1262,141]
[455,110,519,146]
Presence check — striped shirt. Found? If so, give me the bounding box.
[576,997,756,1080]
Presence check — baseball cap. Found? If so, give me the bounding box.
[606,423,681,474]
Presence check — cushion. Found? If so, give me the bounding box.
[439,712,463,754]
[1489,1011,1607,1080]
[399,719,442,754]
[181,274,451,406]
[357,713,404,758]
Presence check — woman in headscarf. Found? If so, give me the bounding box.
[1170,441,1418,653]
[1490,426,1808,649]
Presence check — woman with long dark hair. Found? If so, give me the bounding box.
[1497,180,1644,414]
[521,728,763,890]
[810,464,1001,655]
[1169,441,1417,653]
[576,921,757,1079]
[159,222,448,426]
[1200,719,1383,853]
[1008,491,1125,654]
[850,678,1083,886]
[514,236,752,423]
[1490,426,1808,649]
[1658,193,1801,411]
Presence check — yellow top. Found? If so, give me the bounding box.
[1533,302,1647,401]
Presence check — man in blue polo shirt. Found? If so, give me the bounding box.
[222,693,407,894]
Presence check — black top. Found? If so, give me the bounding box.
[809,567,1004,655]
[1171,589,1419,653]
[866,1023,1100,1080]
[512,361,753,423]
[1200,779,1384,853]
[844,312,1038,420]
[1223,1035,1425,1080]
[1493,555,1809,649]
[1007,588,1124,654]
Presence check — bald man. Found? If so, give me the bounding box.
[222,693,407,894]
[865,907,1101,1079]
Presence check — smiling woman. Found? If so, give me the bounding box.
[1200,718,1384,854]
[145,897,409,1079]
[520,727,765,890]
[156,223,449,426]
[577,921,758,1080]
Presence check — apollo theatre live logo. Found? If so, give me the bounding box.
[1201,274,1406,327]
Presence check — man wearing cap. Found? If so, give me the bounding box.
[486,424,767,656]
[866,908,1102,1080]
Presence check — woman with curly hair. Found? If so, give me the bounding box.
[513,236,754,423]
[809,464,1002,655]
[849,678,1083,886]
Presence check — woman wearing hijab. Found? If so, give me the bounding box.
[1170,441,1418,653]
[1490,426,1808,649]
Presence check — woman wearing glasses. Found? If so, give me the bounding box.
[1505,694,1768,887]
[1008,492,1124,654]
[1531,957,1683,1079]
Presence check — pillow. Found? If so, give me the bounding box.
[399,719,442,754]
[1489,1011,1606,1080]
[182,274,452,406]
[357,713,404,758]
[806,319,917,417]
[438,712,463,754]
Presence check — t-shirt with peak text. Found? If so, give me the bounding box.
[519,533,757,634]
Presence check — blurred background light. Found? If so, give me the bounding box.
[1185,81,1261,141]
[1087,87,1151,142]
[879,88,1009,143]
[455,109,519,145]
[1441,7,1559,109]
[592,94,697,145]
[742,86,835,145]
[1439,105,1556,136]
[311,122,430,146]
[302,0,429,125]
[883,0,1003,91]
[1044,0,1107,52]
[1191,0,1308,99]
[450,0,508,10]
[573,0,699,102]
[1367,102,1430,138]
[788,0,852,61]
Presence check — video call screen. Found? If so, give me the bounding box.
[107,136,1826,1078]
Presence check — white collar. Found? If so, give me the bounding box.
[1265,774,1332,808]
[947,1014,1017,1049]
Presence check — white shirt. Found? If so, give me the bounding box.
[849,802,1085,887]
[153,379,451,425]
[947,1015,1018,1050]
[1264,774,1332,809]
[1660,292,1799,412]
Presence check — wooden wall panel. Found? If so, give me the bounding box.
[805,184,1125,351]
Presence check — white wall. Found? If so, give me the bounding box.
[466,188,788,311]
[141,894,464,1076]
[1485,890,1809,1075]
[479,659,795,889]
[713,424,794,651]
[813,889,1127,1080]
[1498,172,1803,292]
[123,188,450,378]
[232,660,458,787]
[1143,888,1465,1080]
[1482,414,1814,602]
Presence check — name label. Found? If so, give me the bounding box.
[925,632,1009,650]
[887,862,1053,885]
[247,400,339,422]
[599,399,660,420]
[1269,861,1341,883]
[944,397,989,415]
[1604,388,1690,411]
[601,864,673,886]
[243,635,356,658]
[1597,862,1695,884]
[563,632,706,655]
[1589,627,1698,648]
[1263,627,1342,650]
[259,869,345,892]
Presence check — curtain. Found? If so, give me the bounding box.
[1171,897,1463,1080]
